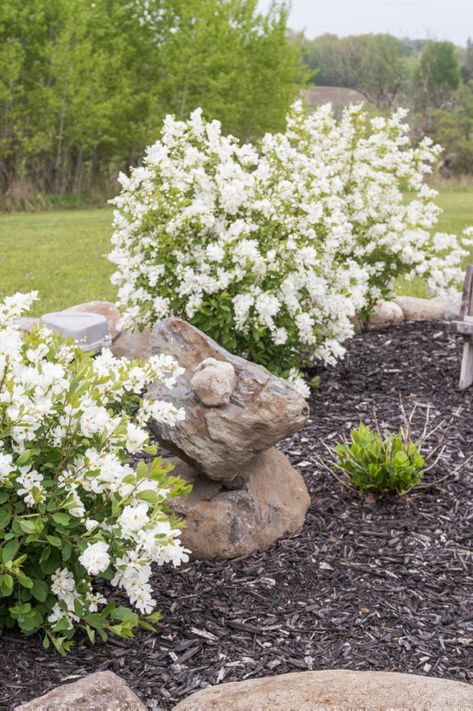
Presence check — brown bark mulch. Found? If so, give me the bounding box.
[2,320,473,710]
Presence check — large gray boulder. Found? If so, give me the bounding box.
[147,318,309,484]
[173,669,473,710]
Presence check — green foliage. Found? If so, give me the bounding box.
[334,423,425,497]
[300,33,473,175]
[300,33,408,108]
[0,185,469,317]
[0,306,190,655]
[0,0,304,205]
[461,39,473,84]
[416,41,461,111]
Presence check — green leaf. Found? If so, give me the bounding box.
[62,542,72,562]
[15,450,34,467]
[52,512,71,526]
[2,540,18,564]
[31,579,49,602]
[145,610,163,622]
[111,607,139,624]
[136,490,159,504]
[0,507,12,531]
[46,535,62,548]
[17,519,37,534]
[16,572,33,589]
[0,573,14,597]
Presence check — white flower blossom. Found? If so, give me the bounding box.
[79,541,111,575]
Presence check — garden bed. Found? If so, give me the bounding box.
[3,320,473,710]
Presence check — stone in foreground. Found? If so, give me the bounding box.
[111,328,151,360]
[394,296,447,321]
[16,671,146,710]
[14,317,40,334]
[65,300,122,341]
[190,357,236,407]
[173,669,473,710]
[169,447,310,559]
[41,311,110,352]
[148,318,309,482]
[368,300,404,328]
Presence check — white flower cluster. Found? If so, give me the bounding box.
[109,104,470,373]
[0,292,189,640]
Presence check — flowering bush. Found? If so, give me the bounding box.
[273,103,472,316]
[0,292,190,654]
[109,104,471,382]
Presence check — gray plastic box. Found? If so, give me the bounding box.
[40,311,111,353]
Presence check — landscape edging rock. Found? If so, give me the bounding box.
[15,670,146,710]
[172,669,473,710]
[368,294,461,328]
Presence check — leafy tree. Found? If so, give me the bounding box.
[0,0,304,203]
[416,41,461,111]
[341,34,407,108]
[461,38,473,84]
[300,33,341,86]
[420,83,473,176]
[299,33,408,108]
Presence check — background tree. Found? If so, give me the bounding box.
[0,0,304,205]
[416,41,461,112]
[461,38,473,83]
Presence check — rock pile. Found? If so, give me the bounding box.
[146,317,311,560]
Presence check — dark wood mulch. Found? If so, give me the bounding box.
[2,320,473,710]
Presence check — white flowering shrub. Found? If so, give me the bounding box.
[0,292,190,655]
[110,104,471,378]
[274,103,472,316]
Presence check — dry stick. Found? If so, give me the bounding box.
[312,447,354,491]
[413,454,473,491]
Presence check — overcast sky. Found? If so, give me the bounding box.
[259,0,473,46]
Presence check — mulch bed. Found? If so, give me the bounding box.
[3,320,473,710]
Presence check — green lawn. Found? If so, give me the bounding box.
[0,188,472,316]
[0,208,116,316]
[395,188,473,297]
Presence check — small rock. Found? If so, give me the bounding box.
[173,669,473,710]
[111,328,151,360]
[368,300,404,328]
[395,296,446,321]
[443,292,462,321]
[190,357,236,407]
[147,318,309,482]
[168,447,310,559]
[65,300,122,341]
[41,311,110,353]
[14,317,40,334]
[16,671,146,710]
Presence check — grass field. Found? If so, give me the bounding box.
[0,188,472,316]
[0,208,115,315]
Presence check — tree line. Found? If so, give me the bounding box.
[300,33,473,176]
[0,0,303,208]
